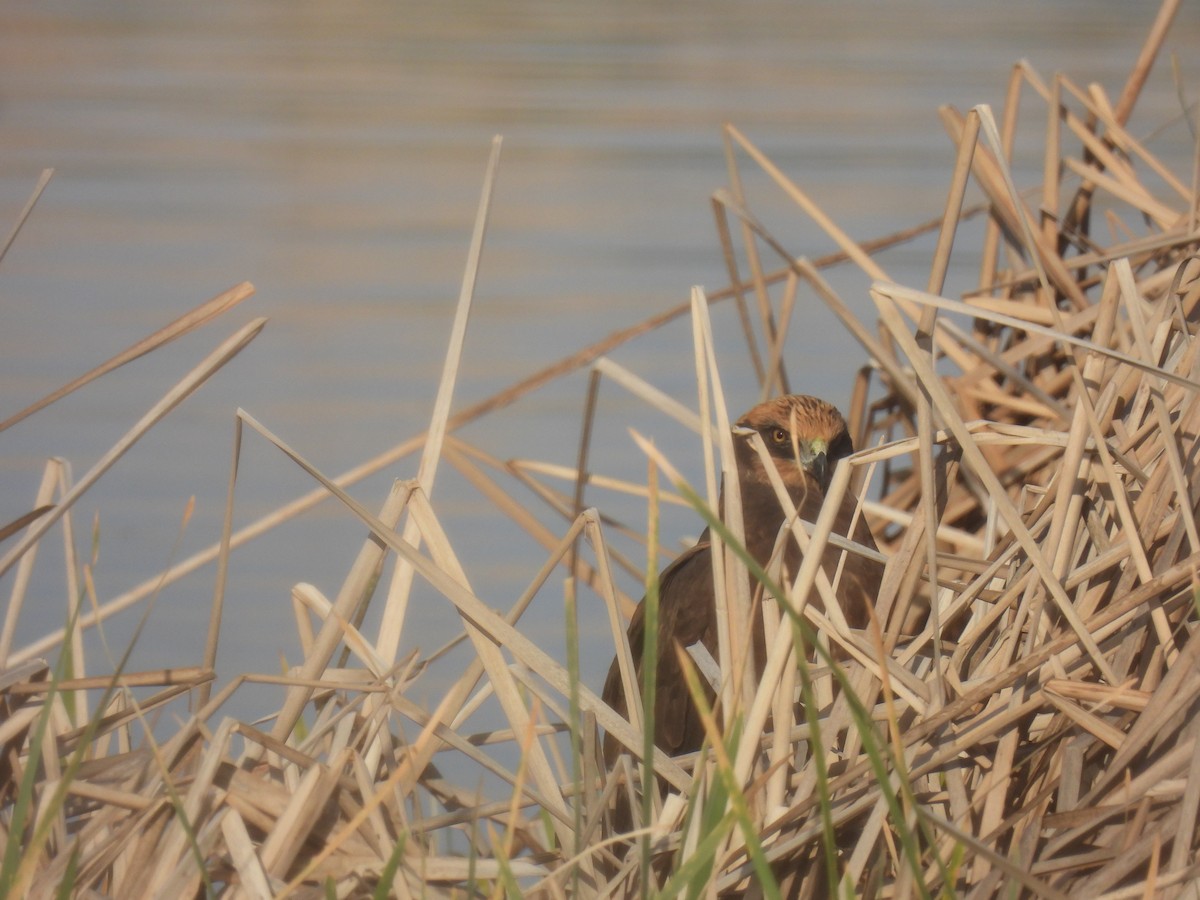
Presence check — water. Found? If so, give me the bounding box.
[1,0,1197,723]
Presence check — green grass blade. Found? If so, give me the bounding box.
[639,461,662,893]
[676,479,939,896]
[564,576,583,898]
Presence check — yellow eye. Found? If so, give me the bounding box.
[771,428,789,445]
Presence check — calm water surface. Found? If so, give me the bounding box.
[1,0,1197,719]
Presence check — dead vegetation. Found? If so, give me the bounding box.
[3,1,1200,896]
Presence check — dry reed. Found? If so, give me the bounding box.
[3,3,1200,896]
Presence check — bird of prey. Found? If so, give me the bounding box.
[601,394,882,766]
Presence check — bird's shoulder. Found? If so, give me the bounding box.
[620,536,714,648]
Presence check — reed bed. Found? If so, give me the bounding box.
[3,4,1200,896]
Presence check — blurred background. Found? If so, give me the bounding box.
[1,0,1197,721]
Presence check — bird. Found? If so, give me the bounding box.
[601,394,883,768]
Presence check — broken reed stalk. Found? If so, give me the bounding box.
[3,8,1200,896]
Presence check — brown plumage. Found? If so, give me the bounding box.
[601,394,882,766]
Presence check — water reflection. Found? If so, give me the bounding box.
[0,0,1196,715]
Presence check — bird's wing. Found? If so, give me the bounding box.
[649,540,718,754]
[601,540,717,759]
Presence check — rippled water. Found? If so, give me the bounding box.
[1,0,1197,715]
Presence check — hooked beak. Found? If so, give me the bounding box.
[799,438,829,488]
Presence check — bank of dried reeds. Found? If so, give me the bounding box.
[3,3,1199,897]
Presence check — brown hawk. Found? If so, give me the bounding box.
[602,394,883,765]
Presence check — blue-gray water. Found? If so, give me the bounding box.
[1,0,1197,724]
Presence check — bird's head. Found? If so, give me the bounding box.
[733,394,854,494]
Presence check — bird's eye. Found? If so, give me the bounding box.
[770,428,789,445]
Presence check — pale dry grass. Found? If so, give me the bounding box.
[3,3,1200,896]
